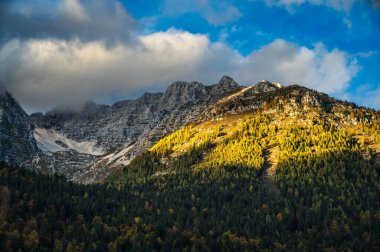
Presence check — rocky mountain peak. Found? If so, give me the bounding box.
[218,75,238,87]
[204,80,350,118]
[137,92,163,104]
[0,90,28,117]
[79,101,109,115]
[165,81,206,94]
[209,76,241,95]
[0,90,38,166]
[159,81,208,108]
[251,80,284,93]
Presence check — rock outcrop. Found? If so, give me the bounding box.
[31,76,241,152]
[0,90,39,166]
[25,76,240,181]
[76,76,242,183]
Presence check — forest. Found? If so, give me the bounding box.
[0,108,379,251]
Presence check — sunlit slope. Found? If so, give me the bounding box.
[106,102,380,184]
[102,103,380,250]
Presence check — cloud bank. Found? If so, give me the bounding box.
[0,0,364,111]
[0,29,358,112]
[0,0,136,43]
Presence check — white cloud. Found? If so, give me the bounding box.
[233,40,358,93]
[161,0,242,25]
[354,84,380,109]
[1,0,136,42]
[0,30,358,112]
[264,0,356,12]
[0,30,229,111]
[62,0,89,22]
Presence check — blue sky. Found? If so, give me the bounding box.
[0,0,379,111]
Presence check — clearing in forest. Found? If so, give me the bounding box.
[261,146,280,195]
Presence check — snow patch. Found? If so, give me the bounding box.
[34,128,104,155]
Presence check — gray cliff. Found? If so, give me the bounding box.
[28,76,241,181]
[0,90,39,166]
[31,76,241,152]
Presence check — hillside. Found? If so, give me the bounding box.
[1,101,379,250]
[97,84,380,250]
[107,83,380,184]
[106,86,380,202]
[77,80,380,183]
[0,79,379,250]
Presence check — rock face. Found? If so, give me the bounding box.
[31,93,163,150]
[27,76,241,181]
[31,76,241,152]
[0,90,39,166]
[76,77,242,183]
[29,151,97,180]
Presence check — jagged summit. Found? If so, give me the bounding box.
[220,75,234,82]
[0,89,13,103]
[216,75,239,89]
[0,89,38,166]
[137,92,163,102]
[208,76,241,96]
[254,80,284,92]
[0,89,28,117]
[165,76,240,95]
[20,76,244,181]
[161,81,208,106]
[205,79,365,120]
[112,92,163,109]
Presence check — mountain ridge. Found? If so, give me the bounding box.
[0,90,39,166]
[1,76,243,180]
[79,80,380,183]
[1,76,379,183]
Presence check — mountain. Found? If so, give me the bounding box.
[0,78,379,251]
[1,76,379,183]
[0,76,241,180]
[0,89,39,166]
[62,77,380,184]
[76,76,243,182]
[106,81,380,186]
[30,76,240,151]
